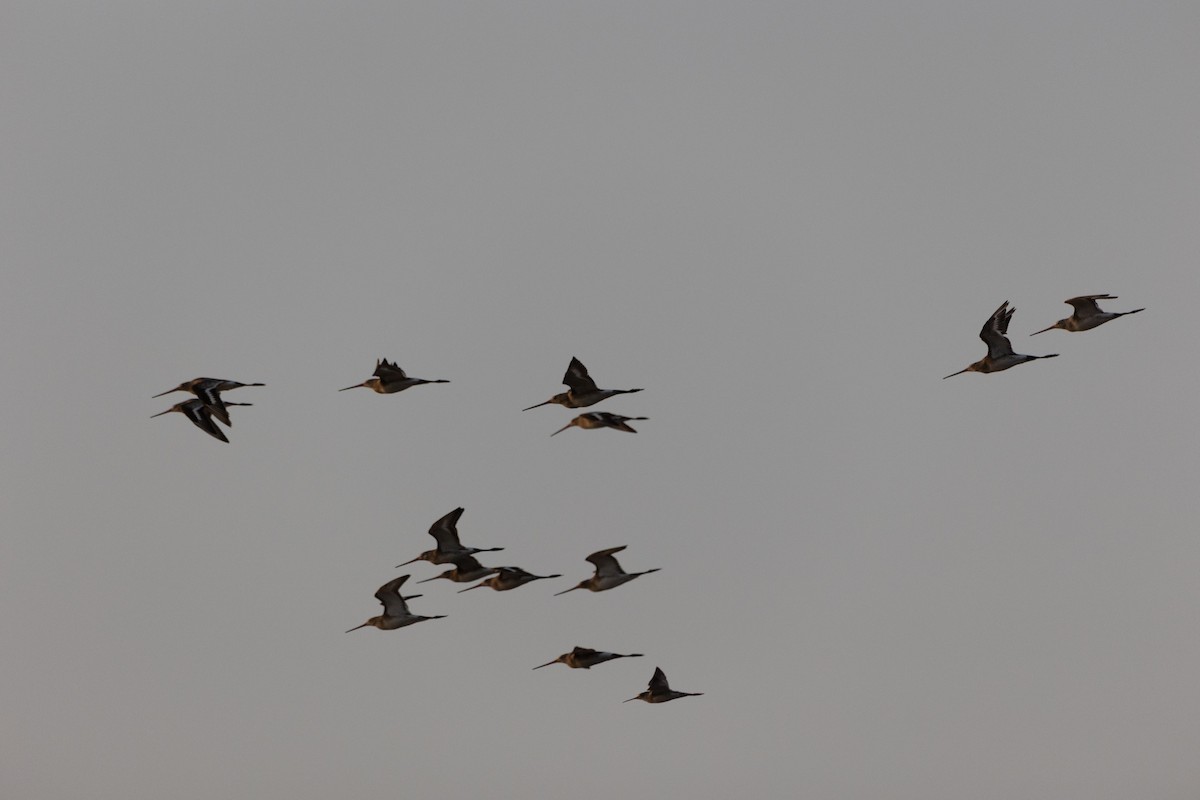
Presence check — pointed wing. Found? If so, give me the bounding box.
[596,412,640,432]
[1065,294,1113,318]
[428,507,466,550]
[192,384,233,426]
[562,357,599,394]
[571,646,601,659]
[586,546,628,577]
[206,402,233,428]
[979,302,1015,359]
[373,359,408,380]
[181,400,230,443]
[375,575,413,617]
[648,667,670,692]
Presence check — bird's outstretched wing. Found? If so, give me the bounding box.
[373,359,409,380]
[586,546,628,576]
[1064,294,1113,318]
[979,302,1015,359]
[427,507,467,550]
[375,575,413,617]
[562,357,599,394]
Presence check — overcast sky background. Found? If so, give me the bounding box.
[4,3,1200,798]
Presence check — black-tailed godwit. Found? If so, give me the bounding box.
[414,555,500,584]
[532,646,644,670]
[550,412,648,436]
[395,507,504,568]
[555,546,660,595]
[1030,294,1145,335]
[457,566,562,593]
[523,357,643,410]
[339,358,449,393]
[345,575,445,632]
[624,667,703,703]
[150,399,252,443]
[943,301,1059,379]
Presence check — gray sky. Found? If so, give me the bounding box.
[4,3,1199,798]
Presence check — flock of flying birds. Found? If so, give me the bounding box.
[151,356,701,704]
[150,377,265,443]
[943,294,1144,379]
[150,296,1141,704]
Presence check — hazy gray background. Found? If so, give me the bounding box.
[4,3,1199,798]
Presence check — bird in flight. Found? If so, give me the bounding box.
[624,667,703,704]
[943,301,1058,379]
[340,359,449,394]
[1030,294,1144,335]
[395,507,504,568]
[555,546,660,595]
[457,566,562,593]
[151,398,252,443]
[550,412,649,436]
[523,357,643,410]
[533,646,644,670]
[345,575,446,632]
